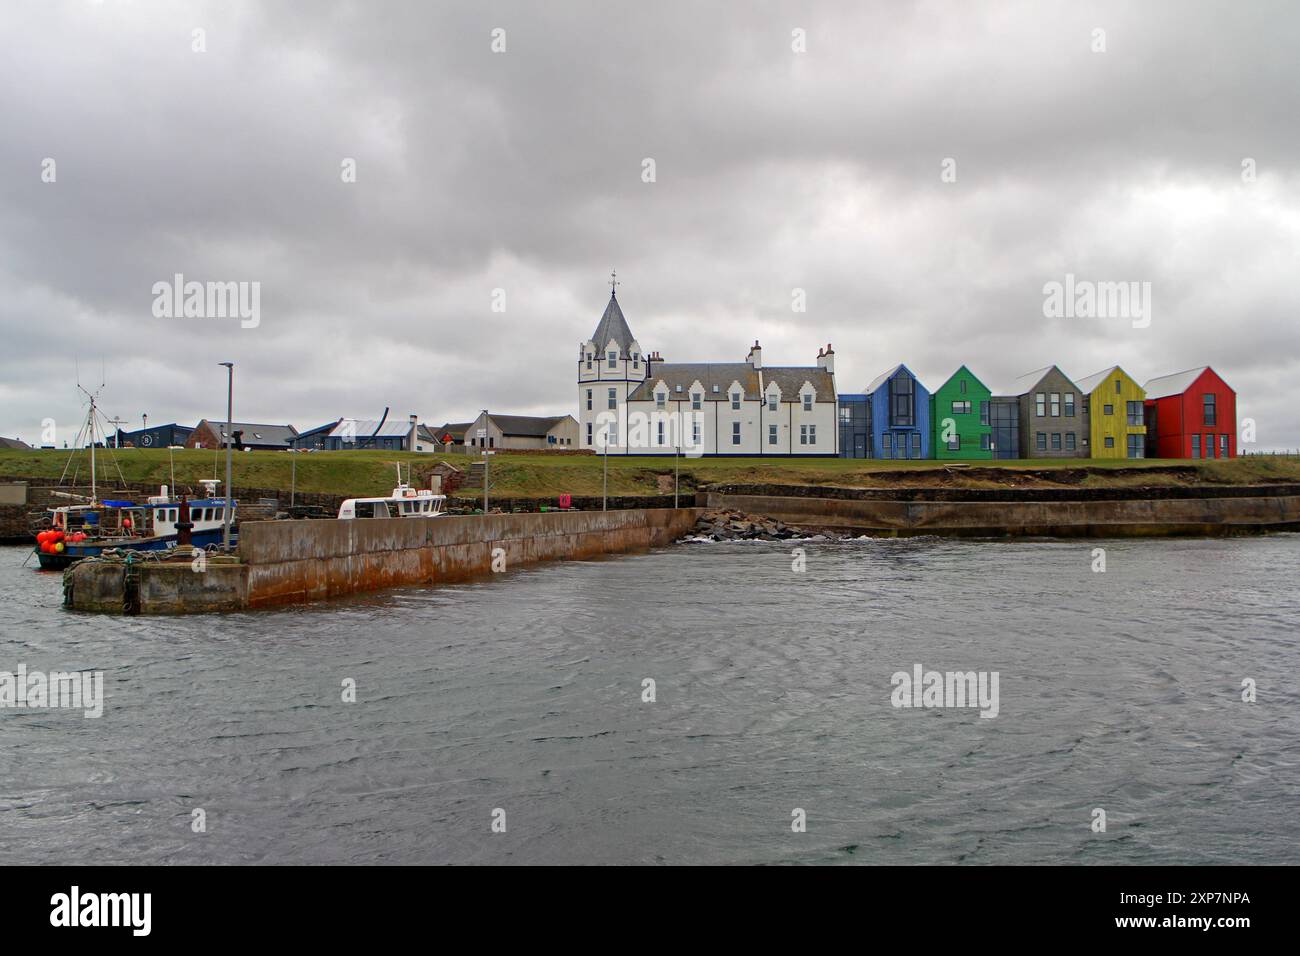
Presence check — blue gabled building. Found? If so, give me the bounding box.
[863,364,931,460]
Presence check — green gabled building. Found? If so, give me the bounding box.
[929,365,993,459]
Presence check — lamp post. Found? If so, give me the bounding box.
[219,362,234,551]
[602,425,609,512]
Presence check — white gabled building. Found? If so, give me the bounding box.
[577,288,838,456]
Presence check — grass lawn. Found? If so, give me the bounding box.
[2,447,1297,499]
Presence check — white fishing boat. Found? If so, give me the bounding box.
[337,466,446,519]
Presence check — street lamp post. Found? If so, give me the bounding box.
[219,362,234,551]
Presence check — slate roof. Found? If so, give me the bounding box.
[203,420,298,447]
[488,414,571,437]
[1143,367,1220,399]
[328,418,414,439]
[0,436,31,449]
[586,292,636,351]
[434,422,472,440]
[629,363,833,402]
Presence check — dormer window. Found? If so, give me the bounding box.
[712,385,720,393]
[691,393,702,410]
[803,394,813,411]
[656,392,666,409]
[731,392,740,410]
[768,395,778,412]
[586,352,592,370]
[675,384,682,392]
[608,351,617,369]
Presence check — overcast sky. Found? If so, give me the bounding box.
[2,1,1297,449]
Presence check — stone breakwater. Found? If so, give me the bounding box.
[689,509,811,541]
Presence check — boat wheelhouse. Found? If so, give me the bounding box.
[338,484,446,519]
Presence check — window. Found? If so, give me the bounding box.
[608,388,617,410]
[1204,433,1214,458]
[1127,401,1144,426]
[979,401,989,425]
[608,424,617,446]
[1065,432,1076,451]
[947,436,960,451]
[692,422,701,445]
[911,433,921,457]
[673,384,682,393]
[731,393,740,410]
[712,384,720,393]
[585,352,592,370]
[691,393,701,410]
[586,422,592,445]
[770,424,779,445]
[1115,379,1122,394]
[607,350,617,369]
[657,421,665,445]
[768,395,778,412]
[1050,393,1060,417]
[1064,392,1075,417]
[633,356,638,369]
[1036,432,1047,451]
[1082,397,1090,415]
[882,433,893,458]
[1051,433,1062,451]
[952,401,971,415]
[890,376,915,426]
[1203,394,1217,426]
[809,425,816,445]
[1128,434,1144,458]
[656,392,666,410]
[1104,436,1115,449]
[960,379,968,394]
[980,434,991,451]
[1035,393,1046,417]
[1103,404,1114,416]
[803,394,812,411]
[840,406,851,422]
[1220,434,1229,457]
[586,389,592,411]
[1191,434,1201,458]
[799,425,808,445]
[732,422,741,445]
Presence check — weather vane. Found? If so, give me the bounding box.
[610,268,620,296]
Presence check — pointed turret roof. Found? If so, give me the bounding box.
[588,291,636,352]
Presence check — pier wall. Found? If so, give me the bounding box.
[704,488,1300,536]
[240,508,700,608]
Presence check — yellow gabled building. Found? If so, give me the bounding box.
[1075,366,1147,458]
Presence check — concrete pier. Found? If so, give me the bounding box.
[63,508,702,614]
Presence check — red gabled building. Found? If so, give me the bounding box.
[1143,367,1237,459]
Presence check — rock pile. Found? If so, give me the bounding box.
[691,509,805,541]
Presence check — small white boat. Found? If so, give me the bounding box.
[338,483,446,520]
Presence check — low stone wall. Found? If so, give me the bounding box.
[240,508,700,608]
[705,490,1300,536]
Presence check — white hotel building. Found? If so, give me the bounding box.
[577,289,838,456]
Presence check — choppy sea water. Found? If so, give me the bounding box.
[1,535,1298,865]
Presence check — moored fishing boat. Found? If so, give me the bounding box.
[33,480,237,571]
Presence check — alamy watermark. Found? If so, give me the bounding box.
[891,664,999,718]
[152,273,260,328]
[1,664,103,718]
[1043,273,1151,329]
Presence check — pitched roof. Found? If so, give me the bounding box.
[762,366,836,401]
[1143,367,1216,399]
[328,418,415,439]
[487,414,572,437]
[629,363,760,401]
[587,292,636,351]
[1005,365,1077,396]
[864,364,923,395]
[435,422,472,440]
[0,436,31,449]
[934,364,989,394]
[1073,366,1123,395]
[202,420,298,446]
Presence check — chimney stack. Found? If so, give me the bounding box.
[746,340,762,370]
[817,343,835,375]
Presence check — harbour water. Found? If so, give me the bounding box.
[2,535,1298,865]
